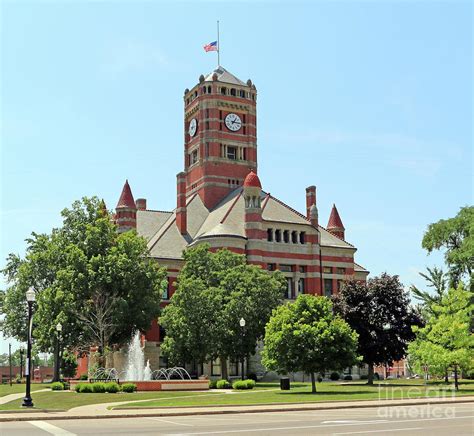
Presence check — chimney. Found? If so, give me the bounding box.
[306,185,316,219]
[135,198,147,211]
[176,172,187,235]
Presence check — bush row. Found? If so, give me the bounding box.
[73,382,136,393]
[208,379,256,390]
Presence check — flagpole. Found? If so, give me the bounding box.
[217,20,220,66]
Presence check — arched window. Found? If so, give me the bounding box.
[202,86,206,94]
[221,87,227,95]
[230,88,236,96]
[208,86,211,93]
[240,90,245,98]
[291,231,298,243]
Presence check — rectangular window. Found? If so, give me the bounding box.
[206,121,210,129]
[206,109,209,118]
[298,278,305,295]
[285,278,293,299]
[279,264,293,272]
[190,149,198,165]
[291,231,298,243]
[337,279,344,292]
[227,146,237,160]
[205,143,209,158]
[323,266,332,274]
[299,266,306,273]
[159,356,168,369]
[336,267,346,275]
[283,230,289,243]
[275,229,281,242]
[299,232,306,244]
[267,263,276,271]
[324,279,333,297]
[267,228,273,242]
[211,359,221,376]
[243,148,247,160]
[229,361,239,376]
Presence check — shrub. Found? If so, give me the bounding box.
[74,383,84,393]
[330,372,340,381]
[79,383,94,393]
[216,379,231,389]
[317,376,323,383]
[344,375,353,381]
[360,374,368,380]
[92,382,106,393]
[105,382,120,393]
[247,373,258,382]
[51,382,64,391]
[79,374,88,381]
[122,383,137,393]
[232,379,256,390]
[209,380,217,389]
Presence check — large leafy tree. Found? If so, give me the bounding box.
[160,244,285,379]
[1,197,167,364]
[262,294,359,393]
[422,206,473,287]
[408,284,473,390]
[334,273,422,384]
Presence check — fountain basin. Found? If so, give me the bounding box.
[70,379,209,392]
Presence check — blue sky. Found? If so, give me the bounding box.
[1,1,472,351]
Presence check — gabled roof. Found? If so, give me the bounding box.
[204,66,247,86]
[327,204,344,230]
[116,180,136,209]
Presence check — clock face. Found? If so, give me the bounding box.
[225,113,242,132]
[188,118,197,137]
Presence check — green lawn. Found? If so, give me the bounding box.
[0,383,50,397]
[0,390,220,411]
[113,380,474,409]
[0,380,472,412]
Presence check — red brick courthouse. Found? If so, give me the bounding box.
[111,66,369,378]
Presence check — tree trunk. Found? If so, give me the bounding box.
[454,365,459,391]
[310,372,317,393]
[444,369,449,383]
[367,363,374,385]
[220,356,228,380]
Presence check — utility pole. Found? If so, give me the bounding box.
[9,343,12,386]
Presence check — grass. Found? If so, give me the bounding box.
[113,379,474,409]
[0,380,472,412]
[0,383,50,397]
[0,390,219,411]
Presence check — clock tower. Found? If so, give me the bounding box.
[181,66,258,211]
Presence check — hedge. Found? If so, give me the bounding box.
[121,383,137,393]
[50,382,64,391]
[232,379,256,390]
[216,379,231,389]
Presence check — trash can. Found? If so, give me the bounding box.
[280,377,290,390]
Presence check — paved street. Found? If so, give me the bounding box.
[1,402,472,435]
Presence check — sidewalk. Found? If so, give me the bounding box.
[0,389,49,406]
[1,395,473,422]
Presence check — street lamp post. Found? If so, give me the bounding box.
[53,322,63,382]
[19,347,25,379]
[22,287,36,408]
[239,318,246,381]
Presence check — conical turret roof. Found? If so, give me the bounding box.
[116,180,136,209]
[327,204,344,229]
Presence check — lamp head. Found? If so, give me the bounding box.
[56,322,62,333]
[239,318,246,327]
[26,287,36,302]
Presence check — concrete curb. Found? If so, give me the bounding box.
[1,396,473,422]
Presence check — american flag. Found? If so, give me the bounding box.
[203,41,218,52]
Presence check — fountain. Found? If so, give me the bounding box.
[71,330,209,391]
[125,331,151,381]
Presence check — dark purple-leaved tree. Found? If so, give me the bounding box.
[334,273,423,385]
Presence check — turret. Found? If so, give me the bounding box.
[243,170,263,240]
[327,204,345,240]
[115,180,137,233]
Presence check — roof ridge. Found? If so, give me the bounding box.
[220,192,242,224]
[140,209,173,214]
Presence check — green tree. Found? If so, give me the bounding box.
[1,197,167,366]
[262,294,359,393]
[410,267,447,319]
[334,273,422,385]
[422,206,474,287]
[60,351,78,379]
[408,284,474,390]
[160,245,285,379]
